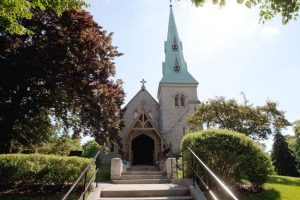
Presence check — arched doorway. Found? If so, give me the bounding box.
[132,134,154,165]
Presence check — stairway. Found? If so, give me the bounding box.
[98,165,193,200]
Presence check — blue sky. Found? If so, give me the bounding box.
[85,0,300,147]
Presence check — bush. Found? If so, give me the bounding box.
[0,154,95,188]
[181,129,273,189]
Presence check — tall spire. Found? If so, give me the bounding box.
[160,5,198,84]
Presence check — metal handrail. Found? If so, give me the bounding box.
[62,150,101,200]
[180,147,239,200]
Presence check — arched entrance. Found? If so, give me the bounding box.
[132,134,154,165]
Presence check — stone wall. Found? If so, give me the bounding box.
[158,83,199,153]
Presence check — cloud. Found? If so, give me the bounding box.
[174,1,260,57]
[262,27,280,39]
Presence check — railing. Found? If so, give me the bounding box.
[177,147,239,200]
[62,150,102,200]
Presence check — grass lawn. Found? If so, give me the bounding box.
[241,175,300,200]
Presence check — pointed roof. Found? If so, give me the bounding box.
[160,6,198,85]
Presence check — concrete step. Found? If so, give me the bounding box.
[99,196,193,200]
[100,184,190,198]
[129,165,159,171]
[122,171,165,175]
[112,179,171,184]
[120,175,167,180]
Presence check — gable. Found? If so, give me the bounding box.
[121,88,160,138]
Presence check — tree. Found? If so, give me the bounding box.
[271,132,299,177]
[35,135,82,156]
[0,0,86,35]
[188,96,290,140]
[0,10,125,153]
[82,140,102,158]
[190,0,300,24]
[294,120,300,135]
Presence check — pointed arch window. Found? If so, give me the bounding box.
[175,93,185,108]
[172,38,178,50]
[175,94,179,106]
[174,57,180,72]
[180,95,185,107]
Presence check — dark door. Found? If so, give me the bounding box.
[132,134,154,165]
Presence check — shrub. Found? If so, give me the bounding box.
[0,154,95,188]
[181,129,273,189]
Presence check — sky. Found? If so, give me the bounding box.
[85,0,300,149]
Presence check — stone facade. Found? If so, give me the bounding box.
[158,83,199,153]
[102,6,199,166]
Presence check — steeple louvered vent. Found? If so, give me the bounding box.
[174,57,180,72]
[172,38,178,50]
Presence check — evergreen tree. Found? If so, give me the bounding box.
[271,132,299,177]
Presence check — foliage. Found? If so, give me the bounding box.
[284,120,300,171]
[190,0,300,25]
[35,135,82,156]
[188,96,290,140]
[0,194,79,200]
[271,132,299,177]
[96,171,111,182]
[0,0,86,35]
[82,140,102,158]
[0,154,94,188]
[294,120,300,135]
[241,175,300,200]
[0,10,125,153]
[181,129,273,189]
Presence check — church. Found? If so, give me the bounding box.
[103,5,199,167]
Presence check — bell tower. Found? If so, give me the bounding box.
[158,4,199,153]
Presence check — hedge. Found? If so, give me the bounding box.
[0,154,95,188]
[181,129,273,189]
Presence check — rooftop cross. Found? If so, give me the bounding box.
[169,0,172,7]
[140,79,147,90]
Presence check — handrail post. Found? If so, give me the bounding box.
[171,157,173,179]
[96,153,100,188]
[61,150,101,200]
[82,171,87,200]
[191,151,195,187]
[182,151,184,179]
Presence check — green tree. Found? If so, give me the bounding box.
[35,135,82,156]
[0,0,86,35]
[82,140,102,158]
[190,0,300,24]
[271,132,299,177]
[188,96,290,140]
[0,10,124,153]
[294,120,300,135]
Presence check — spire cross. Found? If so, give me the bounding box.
[140,79,147,90]
[170,0,172,7]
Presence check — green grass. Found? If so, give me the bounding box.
[241,175,300,200]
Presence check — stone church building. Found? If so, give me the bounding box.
[104,5,199,167]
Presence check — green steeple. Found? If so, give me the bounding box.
[160,5,198,85]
